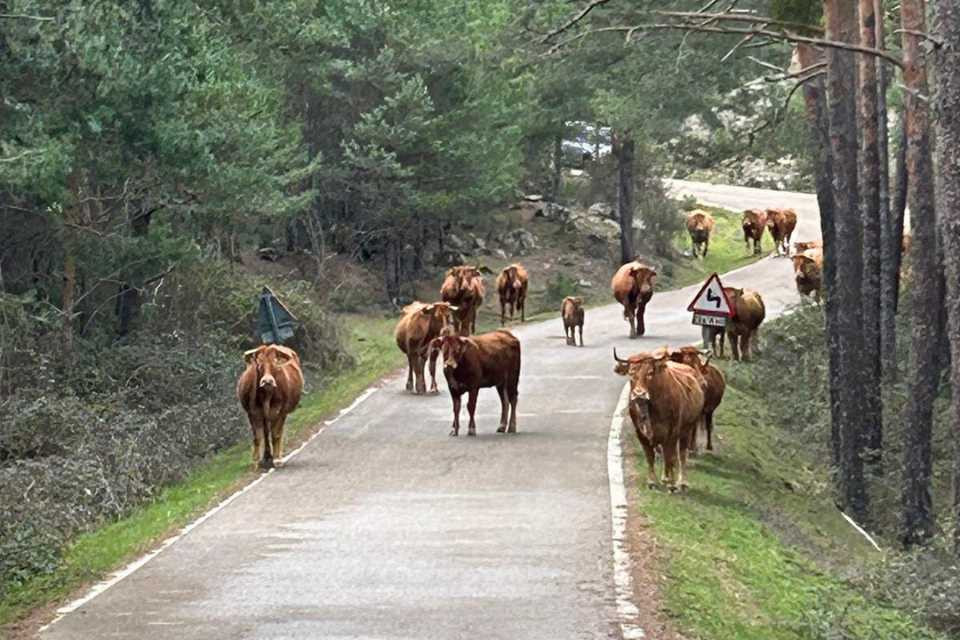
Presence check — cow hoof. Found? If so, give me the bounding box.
[449,430,458,437]
[497,426,506,433]
[647,481,659,490]
[507,427,516,434]
[679,484,689,493]
[259,459,274,471]
[667,485,679,494]
[468,430,477,437]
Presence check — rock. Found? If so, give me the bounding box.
[470,234,487,251]
[537,202,572,222]
[498,228,539,255]
[257,247,280,262]
[523,194,544,202]
[436,249,467,267]
[588,202,615,220]
[446,233,467,251]
[578,279,593,288]
[493,248,508,260]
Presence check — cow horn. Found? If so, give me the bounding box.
[613,347,628,364]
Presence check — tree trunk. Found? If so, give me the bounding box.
[824,0,869,521]
[612,130,635,265]
[899,0,942,548]
[858,0,883,466]
[552,133,563,201]
[881,117,906,379]
[933,0,960,556]
[798,43,843,469]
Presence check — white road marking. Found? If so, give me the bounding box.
[39,383,381,633]
[608,382,645,639]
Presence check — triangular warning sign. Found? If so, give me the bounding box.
[687,273,735,317]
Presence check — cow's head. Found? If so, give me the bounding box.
[742,209,766,229]
[630,265,657,294]
[439,334,471,370]
[566,296,584,309]
[613,347,655,377]
[420,302,458,330]
[627,352,669,406]
[669,346,711,371]
[244,345,296,391]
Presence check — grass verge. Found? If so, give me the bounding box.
[0,315,402,632]
[631,377,947,640]
[661,204,760,289]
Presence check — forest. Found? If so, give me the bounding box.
[2,0,960,637]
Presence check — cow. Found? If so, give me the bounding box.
[724,287,766,361]
[441,265,485,336]
[742,209,767,256]
[669,346,725,453]
[614,349,705,492]
[686,209,716,258]
[439,329,520,436]
[496,263,529,325]
[237,344,304,471]
[395,301,457,394]
[765,208,798,257]
[701,325,726,357]
[561,296,585,346]
[792,249,823,301]
[611,261,657,338]
[612,347,655,376]
[793,239,822,254]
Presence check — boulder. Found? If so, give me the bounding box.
[498,228,539,255]
[446,233,467,251]
[588,202,615,220]
[435,249,468,267]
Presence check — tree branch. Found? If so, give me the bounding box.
[541,0,612,43]
[0,13,54,21]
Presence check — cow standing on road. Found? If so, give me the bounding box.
[237,345,304,471]
[439,330,520,436]
[395,301,457,394]
[766,208,798,256]
[441,265,485,336]
[561,296,584,346]
[615,349,705,492]
[686,209,715,258]
[611,261,657,338]
[741,209,767,256]
[724,287,766,361]
[496,263,528,325]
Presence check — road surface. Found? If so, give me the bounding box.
[42,182,820,640]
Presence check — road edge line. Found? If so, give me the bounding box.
[608,381,645,639]
[39,384,381,633]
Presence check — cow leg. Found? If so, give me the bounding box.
[705,411,714,451]
[636,301,646,337]
[729,331,741,361]
[466,388,479,437]
[507,381,519,433]
[703,237,709,257]
[500,300,506,326]
[413,350,427,395]
[428,345,440,394]
[578,324,584,347]
[496,385,509,432]
[405,352,415,392]
[520,298,525,322]
[677,436,690,491]
[450,392,462,437]
[663,440,679,491]
[250,416,264,471]
[626,307,637,338]
[638,436,657,489]
[271,416,287,466]
[740,334,751,361]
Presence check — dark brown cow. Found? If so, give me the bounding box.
[724,287,766,361]
[395,301,457,394]
[669,346,725,453]
[561,296,584,346]
[792,249,823,301]
[765,208,798,257]
[441,265,485,336]
[496,263,528,325]
[742,209,767,256]
[237,344,304,470]
[614,350,705,491]
[611,261,657,338]
[439,330,520,436]
[686,209,716,258]
[793,239,822,254]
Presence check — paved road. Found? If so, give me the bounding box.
[43,182,820,640]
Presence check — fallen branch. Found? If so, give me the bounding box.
[839,509,882,552]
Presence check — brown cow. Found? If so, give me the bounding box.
[724,287,765,361]
[439,330,520,436]
[766,208,798,257]
[496,263,528,325]
[395,301,457,394]
[561,296,584,346]
[792,249,823,301]
[793,239,822,254]
[611,261,657,338]
[669,346,725,453]
[686,209,716,259]
[237,344,304,471]
[615,350,705,491]
[441,265,485,336]
[742,209,767,256]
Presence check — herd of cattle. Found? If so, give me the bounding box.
[236,205,834,488]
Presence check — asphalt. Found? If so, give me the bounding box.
[42,181,820,640]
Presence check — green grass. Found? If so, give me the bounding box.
[0,315,403,630]
[633,380,946,640]
[661,205,761,290]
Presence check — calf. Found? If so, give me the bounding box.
[742,209,767,255]
[237,345,304,470]
[686,209,715,258]
[792,249,823,301]
[496,263,529,325]
[669,346,725,452]
[766,208,798,256]
[793,239,822,254]
[441,265,486,335]
[561,296,585,346]
[615,350,705,491]
[724,287,766,361]
[395,301,457,394]
[439,330,520,436]
[611,261,657,338]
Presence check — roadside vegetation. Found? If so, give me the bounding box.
[632,304,958,639]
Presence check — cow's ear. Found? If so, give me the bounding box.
[243,348,259,364]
